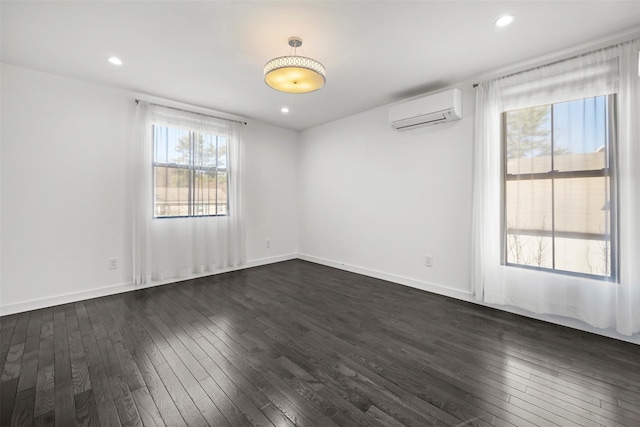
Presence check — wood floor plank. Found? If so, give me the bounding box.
[64,304,80,335]
[10,313,30,347]
[11,386,35,427]
[71,356,92,395]
[22,334,41,359]
[154,361,208,427]
[131,386,165,427]
[88,363,122,426]
[75,389,100,427]
[526,386,633,427]
[211,324,354,426]
[250,300,476,424]
[111,373,141,426]
[198,375,253,427]
[195,340,285,427]
[211,338,326,427]
[54,383,76,426]
[110,330,145,392]
[0,328,15,374]
[39,309,53,341]
[130,339,186,426]
[197,353,278,427]
[33,363,54,418]
[26,310,42,339]
[132,322,169,368]
[1,343,25,381]
[0,377,19,426]
[1,314,19,331]
[53,308,73,391]
[161,333,209,382]
[230,292,491,424]
[157,336,230,426]
[158,346,208,400]
[33,409,55,427]
[75,302,104,368]
[365,404,407,427]
[68,330,85,361]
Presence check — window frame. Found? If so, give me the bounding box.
[152,125,229,219]
[500,94,619,281]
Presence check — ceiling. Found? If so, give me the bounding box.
[2,1,639,131]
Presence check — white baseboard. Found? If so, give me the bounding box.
[2,253,637,345]
[298,254,639,345]
[0,253,297,316]
[297,254,473,301]
[0,281,137,317]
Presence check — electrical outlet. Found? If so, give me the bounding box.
[266,239,271,248]
[425,255,433,267]
[109,257,118,270]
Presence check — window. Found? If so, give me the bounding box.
[503,95,616,278]
[152,125,228,218]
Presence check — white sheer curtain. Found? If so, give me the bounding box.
[132,101,245,285]
[472,39,639,336]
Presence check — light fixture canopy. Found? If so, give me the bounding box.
[264,37,326,93]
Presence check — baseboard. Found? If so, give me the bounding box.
[297,253,473,301]
[298,254,639,345]
[3,253,637,345]
[0,253,297,316]
[0,281,137,317]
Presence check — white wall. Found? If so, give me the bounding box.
[298,86,475,299]
[244,120,299,261]
[0,63,299,313]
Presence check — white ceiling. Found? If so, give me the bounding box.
[2,1,639,131]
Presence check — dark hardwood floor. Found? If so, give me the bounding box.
[1,259,639,426]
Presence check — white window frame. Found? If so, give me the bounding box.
[152,125,229,219]
[501,95,618,280]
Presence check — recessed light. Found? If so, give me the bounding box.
[494,15,515,27]
[281,107,289,113]
[107,56,123,65]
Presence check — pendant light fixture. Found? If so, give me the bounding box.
[264,37,326,93]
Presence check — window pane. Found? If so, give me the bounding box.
[553,97,608,172]
[554,177,610,236]
[505,179,553,233]
[505,179,553,267]
[505,105,552,174]
[554,176,611,276]
[154,166,189,217]
[217,137,228,169]
[217,171,228,215]
[153,126,191,165]
[503,95,614,279]
[506,234,553,269]
[193,170,217,216]
[555,237,611,277]
[193,133,218,168]
[152,126,229,218]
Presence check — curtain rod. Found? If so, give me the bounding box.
[471,37,639,88]
[471,49,584,88]
[135,99,247,125]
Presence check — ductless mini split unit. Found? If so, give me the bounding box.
[389,88,462,131]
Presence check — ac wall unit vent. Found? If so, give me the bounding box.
[389,88,462,131]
